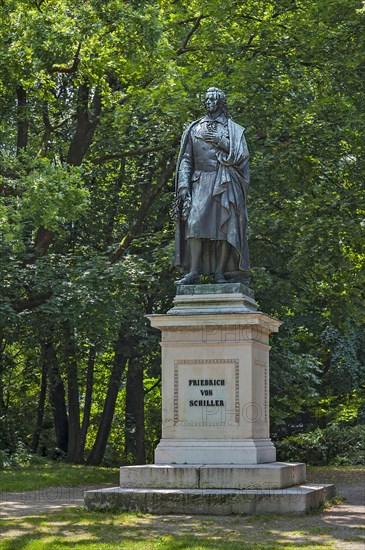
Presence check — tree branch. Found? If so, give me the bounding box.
[144,377,161,395]
[176,14,205,55]
[30,0,47,12]
[48,42,81,74]
[92,144,166,165]
[176,16,208,25]
[12,290,53,313]
[251,236,282,248]
[238,13,264,23]
[235,33,258,58]
[177,41,257,55]
[109,153,177,263]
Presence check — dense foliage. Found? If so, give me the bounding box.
[0,0,364,466]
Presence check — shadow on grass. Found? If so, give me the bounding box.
[0,507,363,550]
[0,532,335,550]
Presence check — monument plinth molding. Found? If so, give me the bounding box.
[84,285,335,514]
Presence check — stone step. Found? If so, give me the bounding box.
[119,462,306,490]
[84,484,336,515]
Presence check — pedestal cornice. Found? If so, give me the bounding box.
[147,284,281,334]
[147,311,281,334]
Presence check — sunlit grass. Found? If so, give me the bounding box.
[0,507,362,550]
[0,464,119,492]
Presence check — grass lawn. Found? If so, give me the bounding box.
[0,464,119,492]
[1,463,361,493]
[0,507,358,550]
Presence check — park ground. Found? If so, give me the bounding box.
[0,466,364,549]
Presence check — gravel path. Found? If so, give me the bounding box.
[0,485,101,517]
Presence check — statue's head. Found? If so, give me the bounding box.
[205,87,229,117]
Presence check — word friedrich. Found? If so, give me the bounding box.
[188,379,225,386]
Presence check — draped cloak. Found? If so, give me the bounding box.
[174,116,250,275]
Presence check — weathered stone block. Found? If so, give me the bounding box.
[84,484,336,515]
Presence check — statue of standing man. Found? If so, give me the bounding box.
[174,87,250,285]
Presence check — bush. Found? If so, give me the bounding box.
[0,449,11,468]
[0,444,49,468]
[275,425,365,465]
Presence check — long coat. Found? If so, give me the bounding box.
[174,116,250,275]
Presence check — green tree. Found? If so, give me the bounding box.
[1,0,364,465]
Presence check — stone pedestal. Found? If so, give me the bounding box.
[152,284,278,465]
[84,285,335,514]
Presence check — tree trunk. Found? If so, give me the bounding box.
[33,227,54,260]
[38,101,52,157]
[74,346,96,463]
[0,334,5,436]
[104,160,126,245]
[124,358,146,465]
[16,86,29,154]
[67,84,102,166]
[86,330,128,465]
[47,342,69,454]
[31,356,48,453]
[63,324,81,463]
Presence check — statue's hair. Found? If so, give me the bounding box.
[205,87,230,118]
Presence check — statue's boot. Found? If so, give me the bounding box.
[176,271,201,285]
[214,271,227,283]
[215,241,229,283]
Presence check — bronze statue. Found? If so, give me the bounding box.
[174,87,250,285]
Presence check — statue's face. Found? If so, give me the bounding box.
[205,93,221,115]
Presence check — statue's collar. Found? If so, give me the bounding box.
[200,114,227,125]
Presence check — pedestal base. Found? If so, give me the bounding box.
[84,462,335,514]
[155,439,276,465]
[84,484,335,515]
[118,462,306,490]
